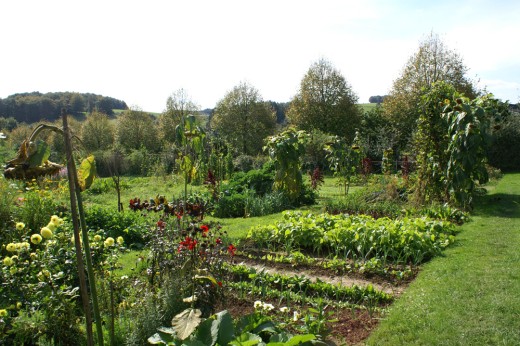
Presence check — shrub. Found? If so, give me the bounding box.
[488,114,520,171]
[13,187,64,236]
[226,168,274,196]
[213,193,247,218]
[84,206,149,246]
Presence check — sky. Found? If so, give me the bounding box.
[1,0,519,113]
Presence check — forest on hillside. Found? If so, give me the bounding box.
[0,92,127,123]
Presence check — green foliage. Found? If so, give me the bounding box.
[248,211,457,264]
[84,206,149,245]
[325,132,362,195]
[288,58,361,140]
[384,32,478,150]
[80,111,115,152]
[116,108,158,153]
[264,128,309,202]
[149,309,319,346]
[324,187,404,219]
[488,109,520,171]
[413,82,457,204]
[12,187,64,237]
[211,82,276,156]
[443,95,497,208]
[78,154,96,191]
[0,178,16,231]
[0,216,91,344]
[213,193,248,218]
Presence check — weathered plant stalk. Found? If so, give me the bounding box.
[62,110,104,345]
[62,112,94,346]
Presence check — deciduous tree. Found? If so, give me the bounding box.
[211,82,276,156]
[287,58,361,141]
[384,32,478,150]
[159,89,199,144]
[80,111,115,152]
[115,107,157,152]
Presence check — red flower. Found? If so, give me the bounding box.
[179,236,197,251]
[227,244,237,256]
[201,225,209,232]
[156,220,166,230]
[215,238,222,245]
[217,281,223,287]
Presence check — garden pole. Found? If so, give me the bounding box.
[62,110,94,346]
[62,110,105,345]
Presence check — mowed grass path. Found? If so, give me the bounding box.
[367,173,520,345]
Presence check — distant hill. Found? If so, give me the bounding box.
[0,91,128,124]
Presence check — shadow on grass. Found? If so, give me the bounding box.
[472,193,520,218]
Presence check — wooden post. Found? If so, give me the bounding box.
[62,110,94,346]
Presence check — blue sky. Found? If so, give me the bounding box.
[1,0,518,112]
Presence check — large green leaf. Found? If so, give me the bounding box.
[229,332,263,346]
[27,140,50,167]
[78,155,96,191]
[215,310,235,346]
[172,308,202,341]
[267,333,316,346]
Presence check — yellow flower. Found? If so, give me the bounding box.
[15,222,25,231]
[6,243,16,252]
[94,235,102,242]
[104,237,115,247]
[117,236,124,245]
[31,234,43,245]
[9,267,17,275]
[3,257,13,266]
[21,242,30,251]
[50,215,60,226]
[0,309,7,317]
[40,227,53,239]
[46,222,57,232]
[16,302,22,309]
[30,253,37,260]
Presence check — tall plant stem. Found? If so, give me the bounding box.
[62,110,104,345]
[62,112,94,346]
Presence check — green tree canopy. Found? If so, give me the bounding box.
[384,32,478,150]
[115,107,158,152]
[159,89,199,144]
[210,82,276,156]
[287,58,361,141]
[80,111,115,152]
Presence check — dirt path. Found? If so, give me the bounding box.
[235,259,406,296]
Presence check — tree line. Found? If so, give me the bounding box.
[0,92,128,123]
[1,32,519,184]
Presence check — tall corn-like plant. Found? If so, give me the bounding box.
[264,128,309,202]
[325,132,362,196]
[443,95,494,209]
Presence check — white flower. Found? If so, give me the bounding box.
[279,306,289,313]
[293,311,300,322]
[263,303,274,311]
[254,300,263,309]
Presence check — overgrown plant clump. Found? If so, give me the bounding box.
[0,216,125,345]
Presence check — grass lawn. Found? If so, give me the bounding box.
[367,173,520,345]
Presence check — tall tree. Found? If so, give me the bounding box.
[115,107,158,152]
[80,111,115,152]
[159,89,199,144]
[211,82,276,156]
[384,32,478,150]
[287,58,361,140]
